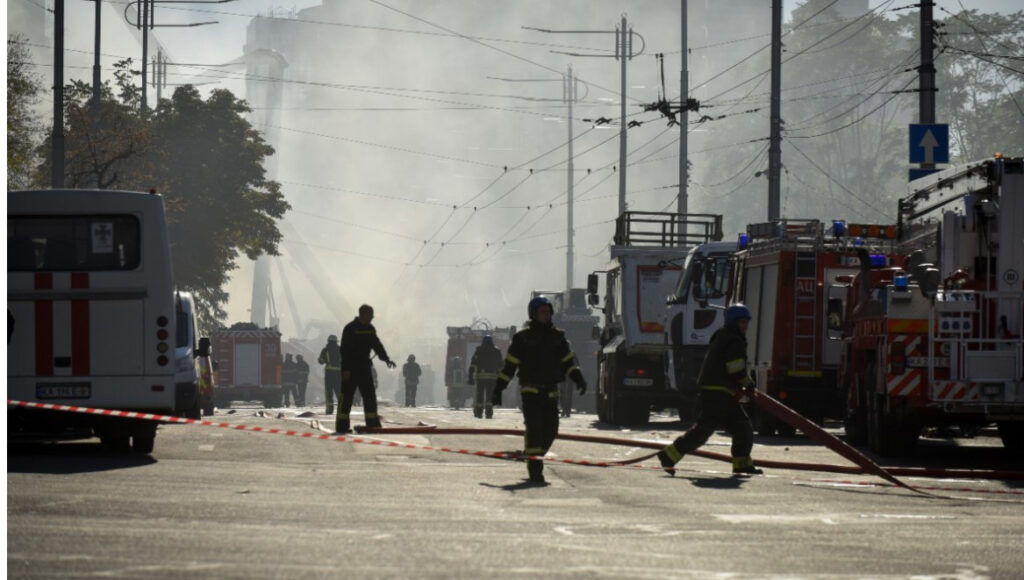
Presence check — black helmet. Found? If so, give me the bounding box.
[407,354,416,362]
[481,334,494,347]
[528,296,553,320]
[328,334,338,343]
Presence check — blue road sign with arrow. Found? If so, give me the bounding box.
[909,124,949,164]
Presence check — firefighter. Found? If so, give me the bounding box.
[467,335,502,419]
[657,303,763,476]
[337,304,396,433]
[295,354,310,407]
[402,354,422,407]
[318,335,342,415]
[492,296,587,483]
[282,353,298,407]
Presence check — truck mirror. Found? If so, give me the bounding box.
[588,293,600,306]
[587,273,599,295]
[198,337,211,357]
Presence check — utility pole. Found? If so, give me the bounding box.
[93,0,102,111]
[919,0,936,170]
[767,0,783,221]
[52,0,65,189]
[153,50,166,103]
[525,18,644,217]
[141,0,150,110]
[565,65,578,292]
[678,2,688,216]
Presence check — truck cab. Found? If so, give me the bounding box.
[665,240,739,419]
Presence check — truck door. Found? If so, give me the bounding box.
[234,343,261,386]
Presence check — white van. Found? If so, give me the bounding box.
[175,292,202,419]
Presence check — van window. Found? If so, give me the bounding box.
[7,215,141,271]
[176,308,193,349]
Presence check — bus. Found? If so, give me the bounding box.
[7,189,178,453]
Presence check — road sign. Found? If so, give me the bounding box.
[909,168,940,182]
[909,124,949,164]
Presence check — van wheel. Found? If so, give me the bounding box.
[997,421,1024,456]
[132,433,155,454]
[101,433,130,452]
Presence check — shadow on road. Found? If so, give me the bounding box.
[7,441,157,474]
[679,475,748,490]
[479,479,550,491]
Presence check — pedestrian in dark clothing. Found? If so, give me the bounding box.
[337,305,396,433]
[403,355,422,407]
[318,335,342,415]
[657,304,763,476]
[282,353,299,407]
[492,296,587,483]
[467,335,503,419]
[295,354,310,406]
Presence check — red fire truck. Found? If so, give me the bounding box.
[211,323,283,409]
[839,157,1024,456]
[732,219,899,434]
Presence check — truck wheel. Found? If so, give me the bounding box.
[755,409,777,436]
[997,421,1024,456]
[596,393,608,423]
[100,433,130,452]
[843,382,868,445]
[131,433,155,454]
[869,393,918,457]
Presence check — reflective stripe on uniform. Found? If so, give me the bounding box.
[561,352,575,363]
[365,412,378,419]
[702,385,736,394]
[505,354,521,365]
[548,391,558,399]
[663,444,683,463]
[476,372,498,379]
[354,330,375,335]
[521,387,539,394]
[725,358,746,374]
[566,365,580,374]
[733,456,754,469]
[498,372,512,381]
[524,447,546,455]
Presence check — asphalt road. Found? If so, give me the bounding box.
[7,402,1024,579]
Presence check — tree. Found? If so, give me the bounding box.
[7,35,44,190]
[32,66,289,331]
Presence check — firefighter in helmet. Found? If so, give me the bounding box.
[657,303,763,476]
[402,354,422,407]
[467,334,503,419]
[318,335,342,415]
[492,296,587,483]
[337,304,396,433]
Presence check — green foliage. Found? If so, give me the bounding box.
[30,63,289,331]
[7,36,44,190]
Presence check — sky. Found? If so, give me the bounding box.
[7,0,1021,394]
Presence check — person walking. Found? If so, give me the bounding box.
[402,354,422,407]
[318,335,342,415]
[656,304,763,476]
[337,305,396,433]
[467,335,503,419]
[295,354,310,407]
[281,353,299,407]
[492,296,586,483]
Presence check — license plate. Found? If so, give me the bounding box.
[623,378,654,387]
[908,357,949,368]
[36,383,91,399]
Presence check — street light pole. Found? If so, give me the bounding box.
[52,0,65,188]
[565,65,577,291]
[678,2,687,216]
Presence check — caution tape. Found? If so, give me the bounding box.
[9,400,1024,499]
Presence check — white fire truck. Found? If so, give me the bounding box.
[588,211,723,425]
[839,157,1024,456]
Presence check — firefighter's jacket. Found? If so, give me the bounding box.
[696,324,753,394]
[340,318,392,372]
[468,344,503,382]
[403,361,422,384]
[494,321,584,391]
[318,343,341,373]
[295,359,310,384]
[282,359,298,385]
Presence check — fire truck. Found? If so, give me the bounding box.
[528,289,601,412]
[665,240,739,421]
[732,219,899,434]
[444,321,515,409]
[839,157,1024,456]
[588,211,723,425]
[210,323,283,409]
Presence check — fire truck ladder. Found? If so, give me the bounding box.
[793,251,818,372]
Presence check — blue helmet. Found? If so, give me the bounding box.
[528,296,553,320]
[481,334,494,347]
[725,303,752,326]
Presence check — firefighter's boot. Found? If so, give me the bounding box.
[473,405,483,419]
[732,457,763,475]
[657,444,683,477]
[334,420,350,434]
[365,413,382,430]
[527,459,545,483]
[485,403,494,419]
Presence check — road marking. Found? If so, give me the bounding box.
[715,514,841,525]
[198,444,215,451]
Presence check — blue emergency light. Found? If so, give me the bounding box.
[853,237,865,247]
[738,233,749,250]
[894,274,909,290]
[869,254,886,268]
[832,220,845,237]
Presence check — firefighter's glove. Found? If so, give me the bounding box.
[492,379,507,406]
[574,378,587,396]
[466,372,475,386]
[384,359,397,370]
